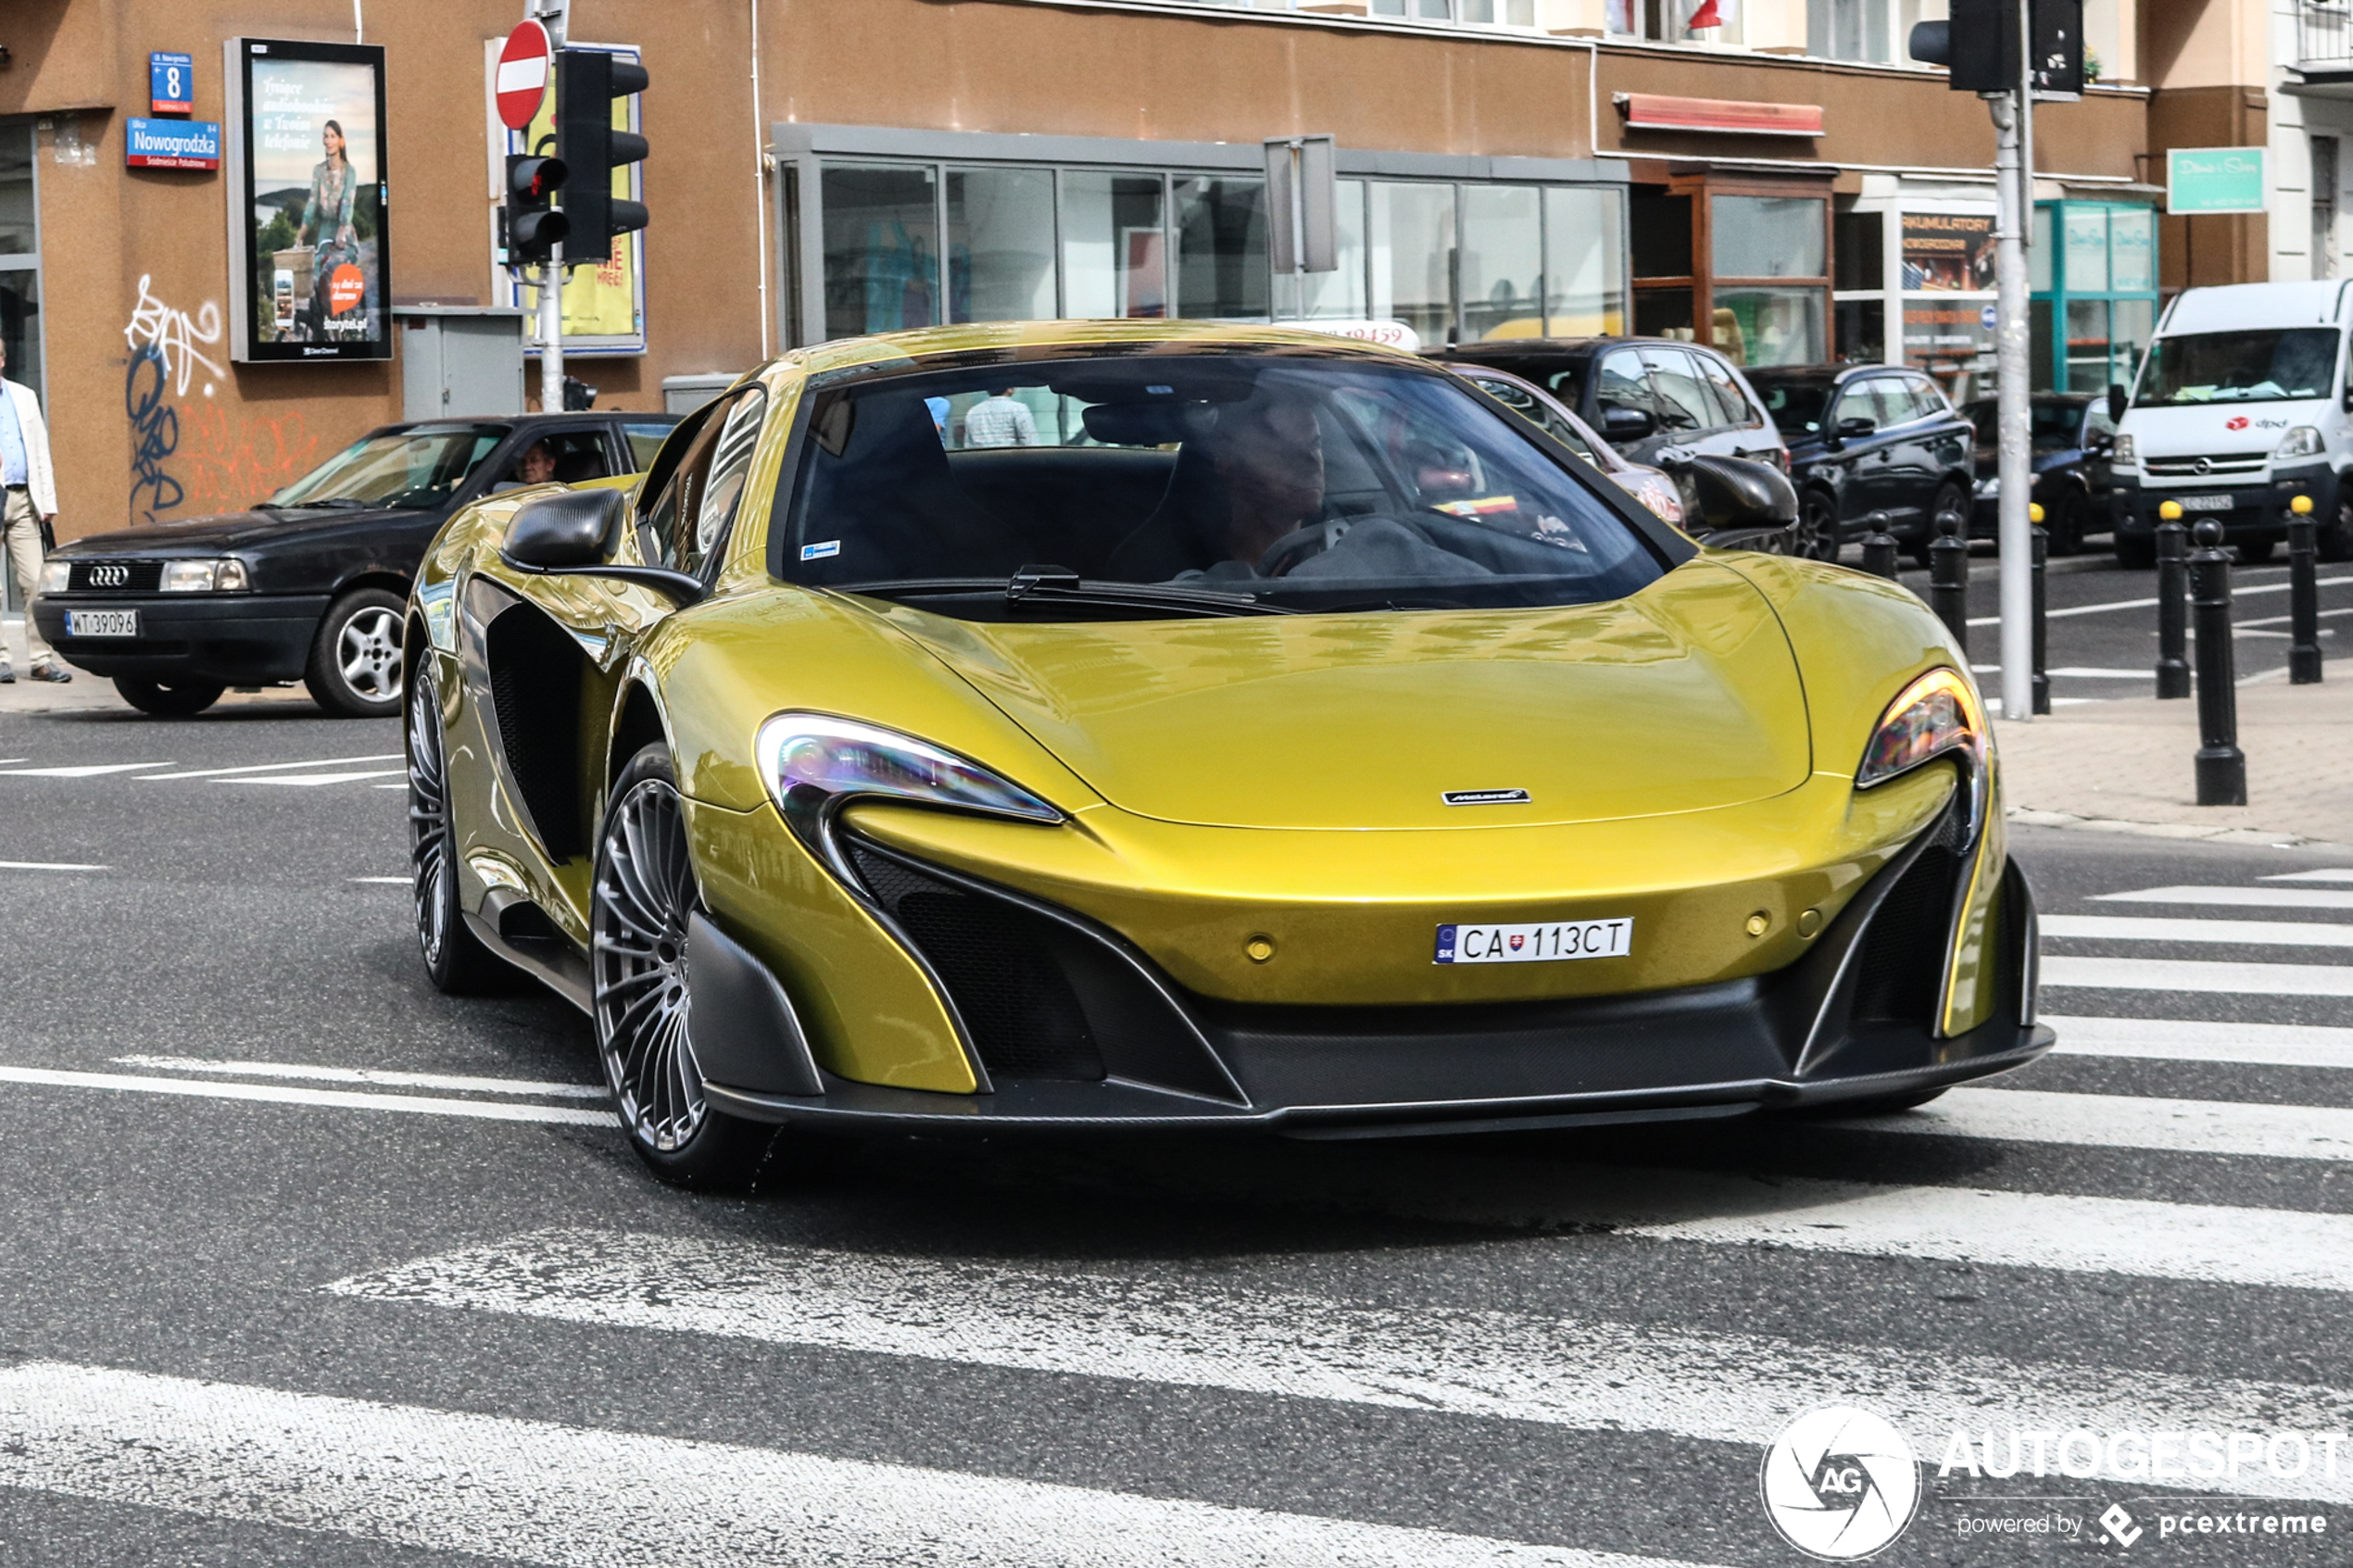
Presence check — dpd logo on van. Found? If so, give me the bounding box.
[1759,1406,1921,1560]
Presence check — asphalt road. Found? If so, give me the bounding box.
[0,703,2348,1567]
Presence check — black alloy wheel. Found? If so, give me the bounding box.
[1794,491,1840,561]
[408,664,510,995]
[592,744,776,1187]
[113,676,224,717]
[2046,490,2088,557]
[307,587,408,719]
[2322,498,2353,564]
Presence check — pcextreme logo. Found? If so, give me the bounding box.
[1761,1407,1922,1560]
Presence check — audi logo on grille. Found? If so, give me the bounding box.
[2193,457,2214,475]
[87,563,130,588]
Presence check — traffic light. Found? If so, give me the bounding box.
[554,48,649,267]
[1909,0,2082,95]
[503,153,570,266]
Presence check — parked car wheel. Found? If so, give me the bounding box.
[593,744,781,1188]
[306,588,408,718]
[114,676,224,717]
[2115,532,2157,570]
[2323,498,2353,564]
[2046,491,2088,556]
[407,664,514,996]
[1794,491,1840,561]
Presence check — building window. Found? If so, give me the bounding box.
[1063,172,1169,320]
[1368,181,1456,345]
[1808,0,1934,65]
[1373,0,1540,25]
[947,168,1057,324]
[1607,0,1743,44]
[1832,206,1886,363]
[2032,199,2158,394]
[1175,176,1269,319]
[821,164,940,339]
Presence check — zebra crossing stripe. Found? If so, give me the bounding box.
[1831,1086,2353,1160]
[328,1229,2353,1502]
[2042,913,2353,948]
[2047,1014,2353,1070]
[2094,885,2353,911]
[2042,956,2353,996]
[0,1063,616,1126]
[0,1360,1720,1568]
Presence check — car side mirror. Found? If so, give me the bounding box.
[2107,383,2130,424]
[501,487,707,607]
[1660,453,1800,547]
[1602,406,1656,441]
[1836,416,1878,438]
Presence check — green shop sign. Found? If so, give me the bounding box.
[2167,147,2267,215]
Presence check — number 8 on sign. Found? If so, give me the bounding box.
[149,51,195,116]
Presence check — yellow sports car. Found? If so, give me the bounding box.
[404,321,2047,1185]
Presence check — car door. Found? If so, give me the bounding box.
[1830,376,1906,524]
[1867,377,1940,526]
[1693,350,1785,466]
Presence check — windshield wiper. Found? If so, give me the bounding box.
[834,571,1294,618]
[273,497,371,509]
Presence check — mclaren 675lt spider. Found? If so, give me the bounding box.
[405,321,2048,1185]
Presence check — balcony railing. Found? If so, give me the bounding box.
[2302,1,2353,71]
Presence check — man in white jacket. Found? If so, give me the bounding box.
[0,340,69,683]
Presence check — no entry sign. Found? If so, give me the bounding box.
[496,21,552,132]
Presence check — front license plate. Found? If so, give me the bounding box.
[1435,918,1633,965]
[65,609,139,638]
[2176,494,2234,512]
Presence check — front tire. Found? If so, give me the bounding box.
[408,663,511,995]
[2046,490,2088,556]
[593,745,778,1187]
[1794,490,1840,561]
[306,588,407,718]
[2322,498,2353,564]
[114,676,224,717]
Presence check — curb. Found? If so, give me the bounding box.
[2006,806,2352,855]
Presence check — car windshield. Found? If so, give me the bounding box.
[1453,371,1602,464]
[2136,329,2340,408]
[269,423,510,509]
[778,355,1666,619]
[1753,381,1833,436]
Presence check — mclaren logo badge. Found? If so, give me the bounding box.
[1442,788,1531,806]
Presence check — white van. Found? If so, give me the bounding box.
[2111,280,2353,567]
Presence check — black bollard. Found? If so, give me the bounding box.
[2030,503,2051,715]
[1861,511,1900,581]
[2189,519,2247,807]
[2289,494,2324,684]
[1929,505,1969,655]
[2155,500,2191,699]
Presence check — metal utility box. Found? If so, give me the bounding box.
[662,372,738,415]
[396,307,529,420]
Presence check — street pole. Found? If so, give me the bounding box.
[533,0,569,413]
[1989,18,2033,726]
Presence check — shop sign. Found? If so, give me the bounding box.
[1901,213,1995,293]
[1274,319,1422,353]
[2168,148,2266,215]
[125,117,220,170]
[149,51,195,115]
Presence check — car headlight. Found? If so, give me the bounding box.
[2110,433,2137,468]
[1974,475,1998,498]
[39,561,69,595]
[1856,667,1984,791]
[756,714,1062,878]
[159,558,251,592]
[2274,425,2325,460]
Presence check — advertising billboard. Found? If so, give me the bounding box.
[1900,213,1995,293]
[224,38,390,362]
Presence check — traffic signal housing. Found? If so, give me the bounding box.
[503,154,570,266]
[555,49,649,268]
[1909,0,2082,95]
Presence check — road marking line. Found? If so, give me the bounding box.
[111,1056,610,1099]
[2044,913,2353,947]
[349,875,409,884]
[372,782,406,790]
[0,859,108,872]
[2264,869,2353,884]
[0,1361,1714,1568]
[136,753,403,780]
[329,1228,2353,1501]
[1972,666,2155,679]
[2095,884,2353,910]
[0,1063,617,1126]
[1965,574,2353,626]
[221,768,408,787]
[0,762,171,778]
[2044,955,2353,995]
[2048,1013,2353,1070]
[1832,1085,2353,1160]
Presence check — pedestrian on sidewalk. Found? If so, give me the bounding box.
[0,340,68,684]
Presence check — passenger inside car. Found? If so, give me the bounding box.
[492,433,612,493]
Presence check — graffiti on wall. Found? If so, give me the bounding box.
[178,403,319,515]
[123,346,183,521]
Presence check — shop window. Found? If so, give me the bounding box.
[1635,289,1696,339]
[947,168,1055,324]
[1836,208,1883,291]
[1460,184,1543,342]
[1709,191,1829,367]
[821,164,939,339]
[2063,207,2109,294]
[1175,176,1269,320]
[1837,299,1886,363]
[1714,195,1825,280]
[1716,287,1826,368]
[1063,172,1168,320]
[2033,199,2158,393]
[1631,191,1692,280]
[1368,182,1456,345]
[1543,186,1627,336]
[1274,180,1367,320]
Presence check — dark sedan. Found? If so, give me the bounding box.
[35,412,674,717]
[1746,365,1977,562]
[1958,393,2117,556]
[1434,337,1790,471]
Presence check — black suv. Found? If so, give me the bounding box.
[1434,338,1790,471]
[36,411,676,718]
[1745,365,1977,562]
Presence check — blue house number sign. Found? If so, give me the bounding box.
[150,52,194,116]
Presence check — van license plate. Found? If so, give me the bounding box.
[2177,495,2234,512]
[65,609,139,638]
